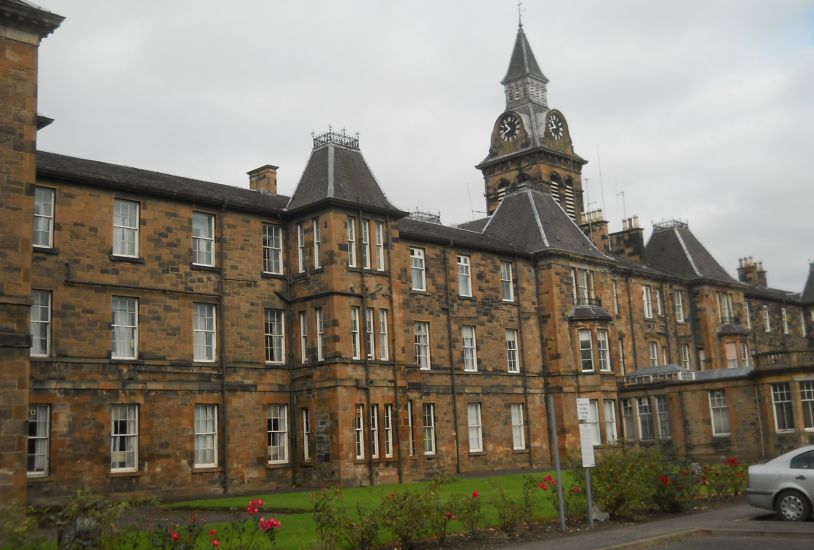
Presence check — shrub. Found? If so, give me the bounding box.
[448,490,482,538]
[379,490,430,550]
[488,481,523,534]
[312,488,378,550]
[590,447,659,519]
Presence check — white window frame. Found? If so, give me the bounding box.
[587,399,601,446]
[642,285,653,319]
[655,289,663,316]
[378,309,389,360]
[112,296,138,360]
[262,224,283,274]
[655,395,671,439]
[264,309,285,364]
[375,221,385,271]
[193,303,216,362]
[467,403,483,452]
[801,381,814,431]
[370,404,379,459]
[192,212,215,266]
[384,404,394,458]
[457,255,472,297]
[763,305,771,332]
[410,247,426,291]
[113,199,139,258]
[354,404,365,459]
[302,408,311,462]
[772,383,795,432]
[312,218,321,269]
[725,342,738,368]
[360,219,371,269]
[578,329,594,372]
[510,403,526,450]
[612,279,620,315]
[622,399,636,440]
[351,306,361,359]
[462,325,477,372]
[674,289,685,322]
[801,310,807,337]
[407,400,415,456]
[680,344,690,369]
[415,321,431,370]
[500,261,514,302]
[740,343,750,368]
[347,217,357,268]
[267,404,288,464]
[744,301,752,329]
[618,338,626,375]
[637,397,654,440]
[781,308,789,334]
[30,289,51,357]
[506,329,520,373]
[111,404,138,472]
[709,390,730,436]
[316,308,325,361]
[33,186,55,249]
[604,400,618,444]
[423,403,436,455]
[194,404,218,468]
[648,341,659,367]
[299,311,308,364]
[717,292,733,324]
[27,404,50,477]
[297,223,306,273]
[364,307,375,359]
[597,329,611,372]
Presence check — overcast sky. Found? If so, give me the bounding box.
[34,0,814,292]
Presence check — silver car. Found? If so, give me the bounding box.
[746,445,814,521]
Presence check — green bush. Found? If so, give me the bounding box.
[379,490,430,550]
[590,447,660,518]
[488,481,523,534]
[447,490,482,538]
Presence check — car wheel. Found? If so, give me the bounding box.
[775,490,812,521]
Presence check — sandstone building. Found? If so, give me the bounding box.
[2,2,813,505]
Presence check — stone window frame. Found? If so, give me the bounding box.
[264,309,285,364]
[111,404,138,473]
[194,404,218,468]
[510,403,526,450]
[193,302,217,362]
[112,198,139,258]
[299,311,308,364]
[360,218,371,270]
[771,383,795,433]
[679,343,691,369]
[347,216,357,268]
[364,307,375,360]
[30,289,51,358]
[33,185,55,249]
[423,403,437,456]
[262,223,284,275]
[467,402,483,453]
[302,408,311,462]
[192,211,215,267]
[457,254,472,297]
[410,247,426,291]
[597,329,611,372]
[505,329,520,373]
[708,390,730,436]
[415,321,431,370]
[642,285,653,319]
[378,309,389,361]
[27,404,50,477]
[296,223,306,273]
[267,404,289,464]
[578,329,594,372]
[383,404,394,458]
[674,289,685,323]
[354,404,365,460]
[112,296,138,360]
[312,217,321,269]
[350,307,361,360]
[369,404,380,459]
[462,325,478,372]
[315,308,325,361]
[500,261,514,302]
[375,221,386,271]
[648,341,659,367]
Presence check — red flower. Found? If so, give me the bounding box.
[209,529,217,536]
[445,511,456,520]
[259,517,282,531]
[212,540,220,548]
[544,474,556,485]
[539,482,548,491]
[472,490,480,498]
[570,486,583,494]
[169,530,181,542]
[725,456,738,466]
[659,474,671,487]
[247,505,259,516]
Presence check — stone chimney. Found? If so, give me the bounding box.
[737,256,767,287]
[608,216,645,263]
[579,208,610,253]
[248,164,278,195]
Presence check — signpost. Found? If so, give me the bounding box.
[576,398,595,529]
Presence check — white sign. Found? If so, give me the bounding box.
[579,424,596,467]
[576,398,590,422]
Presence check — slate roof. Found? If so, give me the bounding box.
[397,218,522,256]
[501,24,548,84]
[482,186,610,260]
[286,142,404,216]
[37,151,289,214]
[802,263,814,304]
[456,217,490,233]
[695,366,753,382]
[644,222,735,283]
[742,284,801,303]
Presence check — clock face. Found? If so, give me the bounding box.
[498,114,521,142]
[547,114,565,140]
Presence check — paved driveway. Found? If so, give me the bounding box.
[506,499,814,549]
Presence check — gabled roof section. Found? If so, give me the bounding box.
[481,186,609,259]
[802,263,814,304]
[398,218,522,256]
[502,24,548,85]
[645,221,735,283]
[36,151,289,214]
[286,130,404,216]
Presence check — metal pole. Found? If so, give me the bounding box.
[585,467,594,529]
[546,394,567,532]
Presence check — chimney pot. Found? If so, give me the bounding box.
[248,164,279,195]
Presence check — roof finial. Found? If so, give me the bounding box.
[517,1,524,27]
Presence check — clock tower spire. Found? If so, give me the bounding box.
[477,23,587,218]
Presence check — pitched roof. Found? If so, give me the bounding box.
[286,138,404,216]
[397,218,522,256]
[802,263,814,304]
[482,186,609,260]
[501,25,548,85]
[644,222,735,283]
[36,151,289,214]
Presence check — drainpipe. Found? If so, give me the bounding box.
[624,274,640,369]
[443,247,462,474]
[384,217,404,483]
[218,201,230,494]
[358,210,374,486]
[514,256,533,467]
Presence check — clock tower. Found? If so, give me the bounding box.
[477,23,587,219]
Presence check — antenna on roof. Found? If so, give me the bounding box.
[596,146,607,214]
[617,190,627,222]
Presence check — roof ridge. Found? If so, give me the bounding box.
[526,189,550,248]
[673,226,702,277]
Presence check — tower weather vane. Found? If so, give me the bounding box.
[517,1,524,26]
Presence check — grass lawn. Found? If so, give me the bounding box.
[165,471,570,549]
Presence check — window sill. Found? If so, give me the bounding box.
[512,449,529,454]
[261,272,286,280]
[423,454,439,460]
[192,466,222,474]
[110,255,144,264]
[27,474,51,483]
[411,289,428,294]
[265,462,290,470]
[34,246,59,255]
[468,451,486,456]
[458,295,475,301]
[712,434,731,438]
[109,470,142,478]
[776,430,796,435]
[191,264,220,273]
